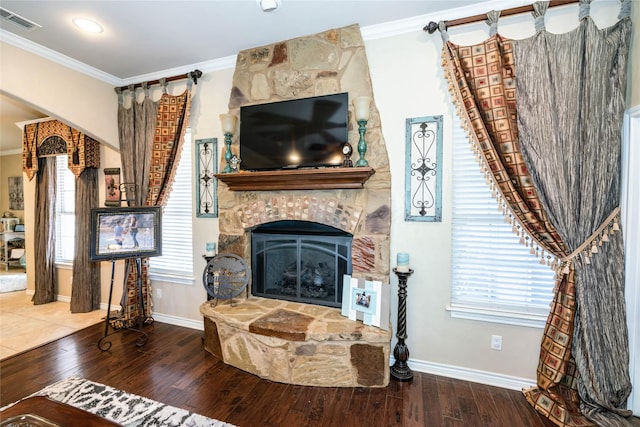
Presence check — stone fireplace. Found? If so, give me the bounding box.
[200,24,392,387]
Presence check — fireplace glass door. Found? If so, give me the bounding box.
[251,221,351,308]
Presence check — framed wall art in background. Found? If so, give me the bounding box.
[8,176,23,210]
[404,115,443,222]
[104,168,121,207]
[196,138,218,217]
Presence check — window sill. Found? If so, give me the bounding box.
[149,271,195,286]
[446,304,548,329]
[54,261,73,270]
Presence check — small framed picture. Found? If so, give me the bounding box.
[341,275,390,330]
[104,168,121,207]
[351,287,377,316]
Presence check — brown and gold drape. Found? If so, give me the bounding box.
[439,1,632,425]
[113,83,192,328]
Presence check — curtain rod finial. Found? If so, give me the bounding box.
[424,21,441,34]
[189,69,203,85]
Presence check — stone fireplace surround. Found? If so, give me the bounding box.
[200,24,393,387]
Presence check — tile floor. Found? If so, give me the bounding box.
[0,269,106,360]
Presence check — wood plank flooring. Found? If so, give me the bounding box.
[0,321,557,426]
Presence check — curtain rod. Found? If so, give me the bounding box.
[423,0,578,34]
[116,69,202,92]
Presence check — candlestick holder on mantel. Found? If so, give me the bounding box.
[391,267,414,382]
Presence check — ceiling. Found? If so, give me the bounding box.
[0,0,494,153]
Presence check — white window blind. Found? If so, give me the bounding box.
[450,117,554,327]
[149,132,194,282]
[55,155,75,263]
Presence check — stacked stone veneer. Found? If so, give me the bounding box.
[201,297,391,387]
[203,24,392,387]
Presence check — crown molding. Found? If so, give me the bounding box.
[1,0,533,86]
[361,0,533,40]
[0,29,122,86]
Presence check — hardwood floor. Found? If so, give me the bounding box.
[0,321,557,426]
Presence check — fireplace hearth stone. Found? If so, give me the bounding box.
[200,297,392,387]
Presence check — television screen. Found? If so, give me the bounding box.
[239,92,348,171]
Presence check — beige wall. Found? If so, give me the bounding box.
[0,154,24,222]
[0,1,637,384]
[0,43,119,150]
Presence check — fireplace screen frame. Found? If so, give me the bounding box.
[251,222,352,308]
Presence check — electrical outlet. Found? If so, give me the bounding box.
[156,288,162,299]
[491,335,502,350]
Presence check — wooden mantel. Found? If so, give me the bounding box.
[214,167,375,191]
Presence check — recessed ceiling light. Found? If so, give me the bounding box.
[257,0,281,13]
[72,17,103,33]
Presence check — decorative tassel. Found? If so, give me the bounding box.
[519,236,525,245]
[591,243,598,254]
[612,220,620,232]
[602,231,609,242]
[583,251,591,265]
[530,245,535,255]
[512,224,517,233]
[562,262,570,274]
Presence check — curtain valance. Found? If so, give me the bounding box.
[22,120,100,181]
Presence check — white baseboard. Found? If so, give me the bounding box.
[33,293,204,332]
[391,357,537,391]
[151,312,204,331]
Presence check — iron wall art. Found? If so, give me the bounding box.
[196,138,218,218]
[104,168,121,207]
[404,115,443,222]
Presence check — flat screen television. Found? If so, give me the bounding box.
[239,92,348,171]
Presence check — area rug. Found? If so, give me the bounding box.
[0,273,26,293]
[4,377,235,427]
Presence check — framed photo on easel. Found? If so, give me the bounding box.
[89,206,162,261]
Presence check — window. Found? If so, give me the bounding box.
[55,155,75,263]
[450,117,555,327]
[149,132,194,283]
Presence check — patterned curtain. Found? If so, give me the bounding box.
[439,1,633,426]
[70,166,101,312]
[113,83,192,328]
[32,156,57,305]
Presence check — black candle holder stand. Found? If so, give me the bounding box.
[391,268,414,382]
